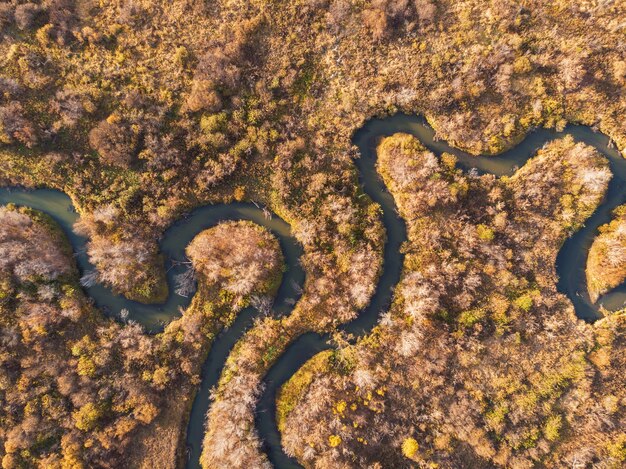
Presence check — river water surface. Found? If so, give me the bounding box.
[1,114,624,469]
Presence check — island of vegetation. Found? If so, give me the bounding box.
[587,205,626,304]
[0,0,624,468]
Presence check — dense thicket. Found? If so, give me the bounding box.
[0,207,163,468]
[187,221,282,304]
[587,205,626,303]
[0,0,625,467]
[0,211,282,468]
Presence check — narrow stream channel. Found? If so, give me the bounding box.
[0,189,306,469]
[254,114,626,469]
[0,113,624,469]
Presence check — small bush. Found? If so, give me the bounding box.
[402,437,419,459]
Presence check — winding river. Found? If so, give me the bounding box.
[255,114,626,468]
[1,114,625,469]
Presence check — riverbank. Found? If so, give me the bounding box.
[275,118,625,468]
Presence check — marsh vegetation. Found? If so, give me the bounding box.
[0,0,625,468]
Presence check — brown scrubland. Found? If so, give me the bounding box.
[279,134,624,468]
[0,213,282,468]
[0,0,625,468]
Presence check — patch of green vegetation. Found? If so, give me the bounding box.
[606,433,626,462]
[276,351,332,432]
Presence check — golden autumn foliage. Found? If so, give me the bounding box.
[0,209,283,468]
[587,205,626,303]
[0,0,625,467]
